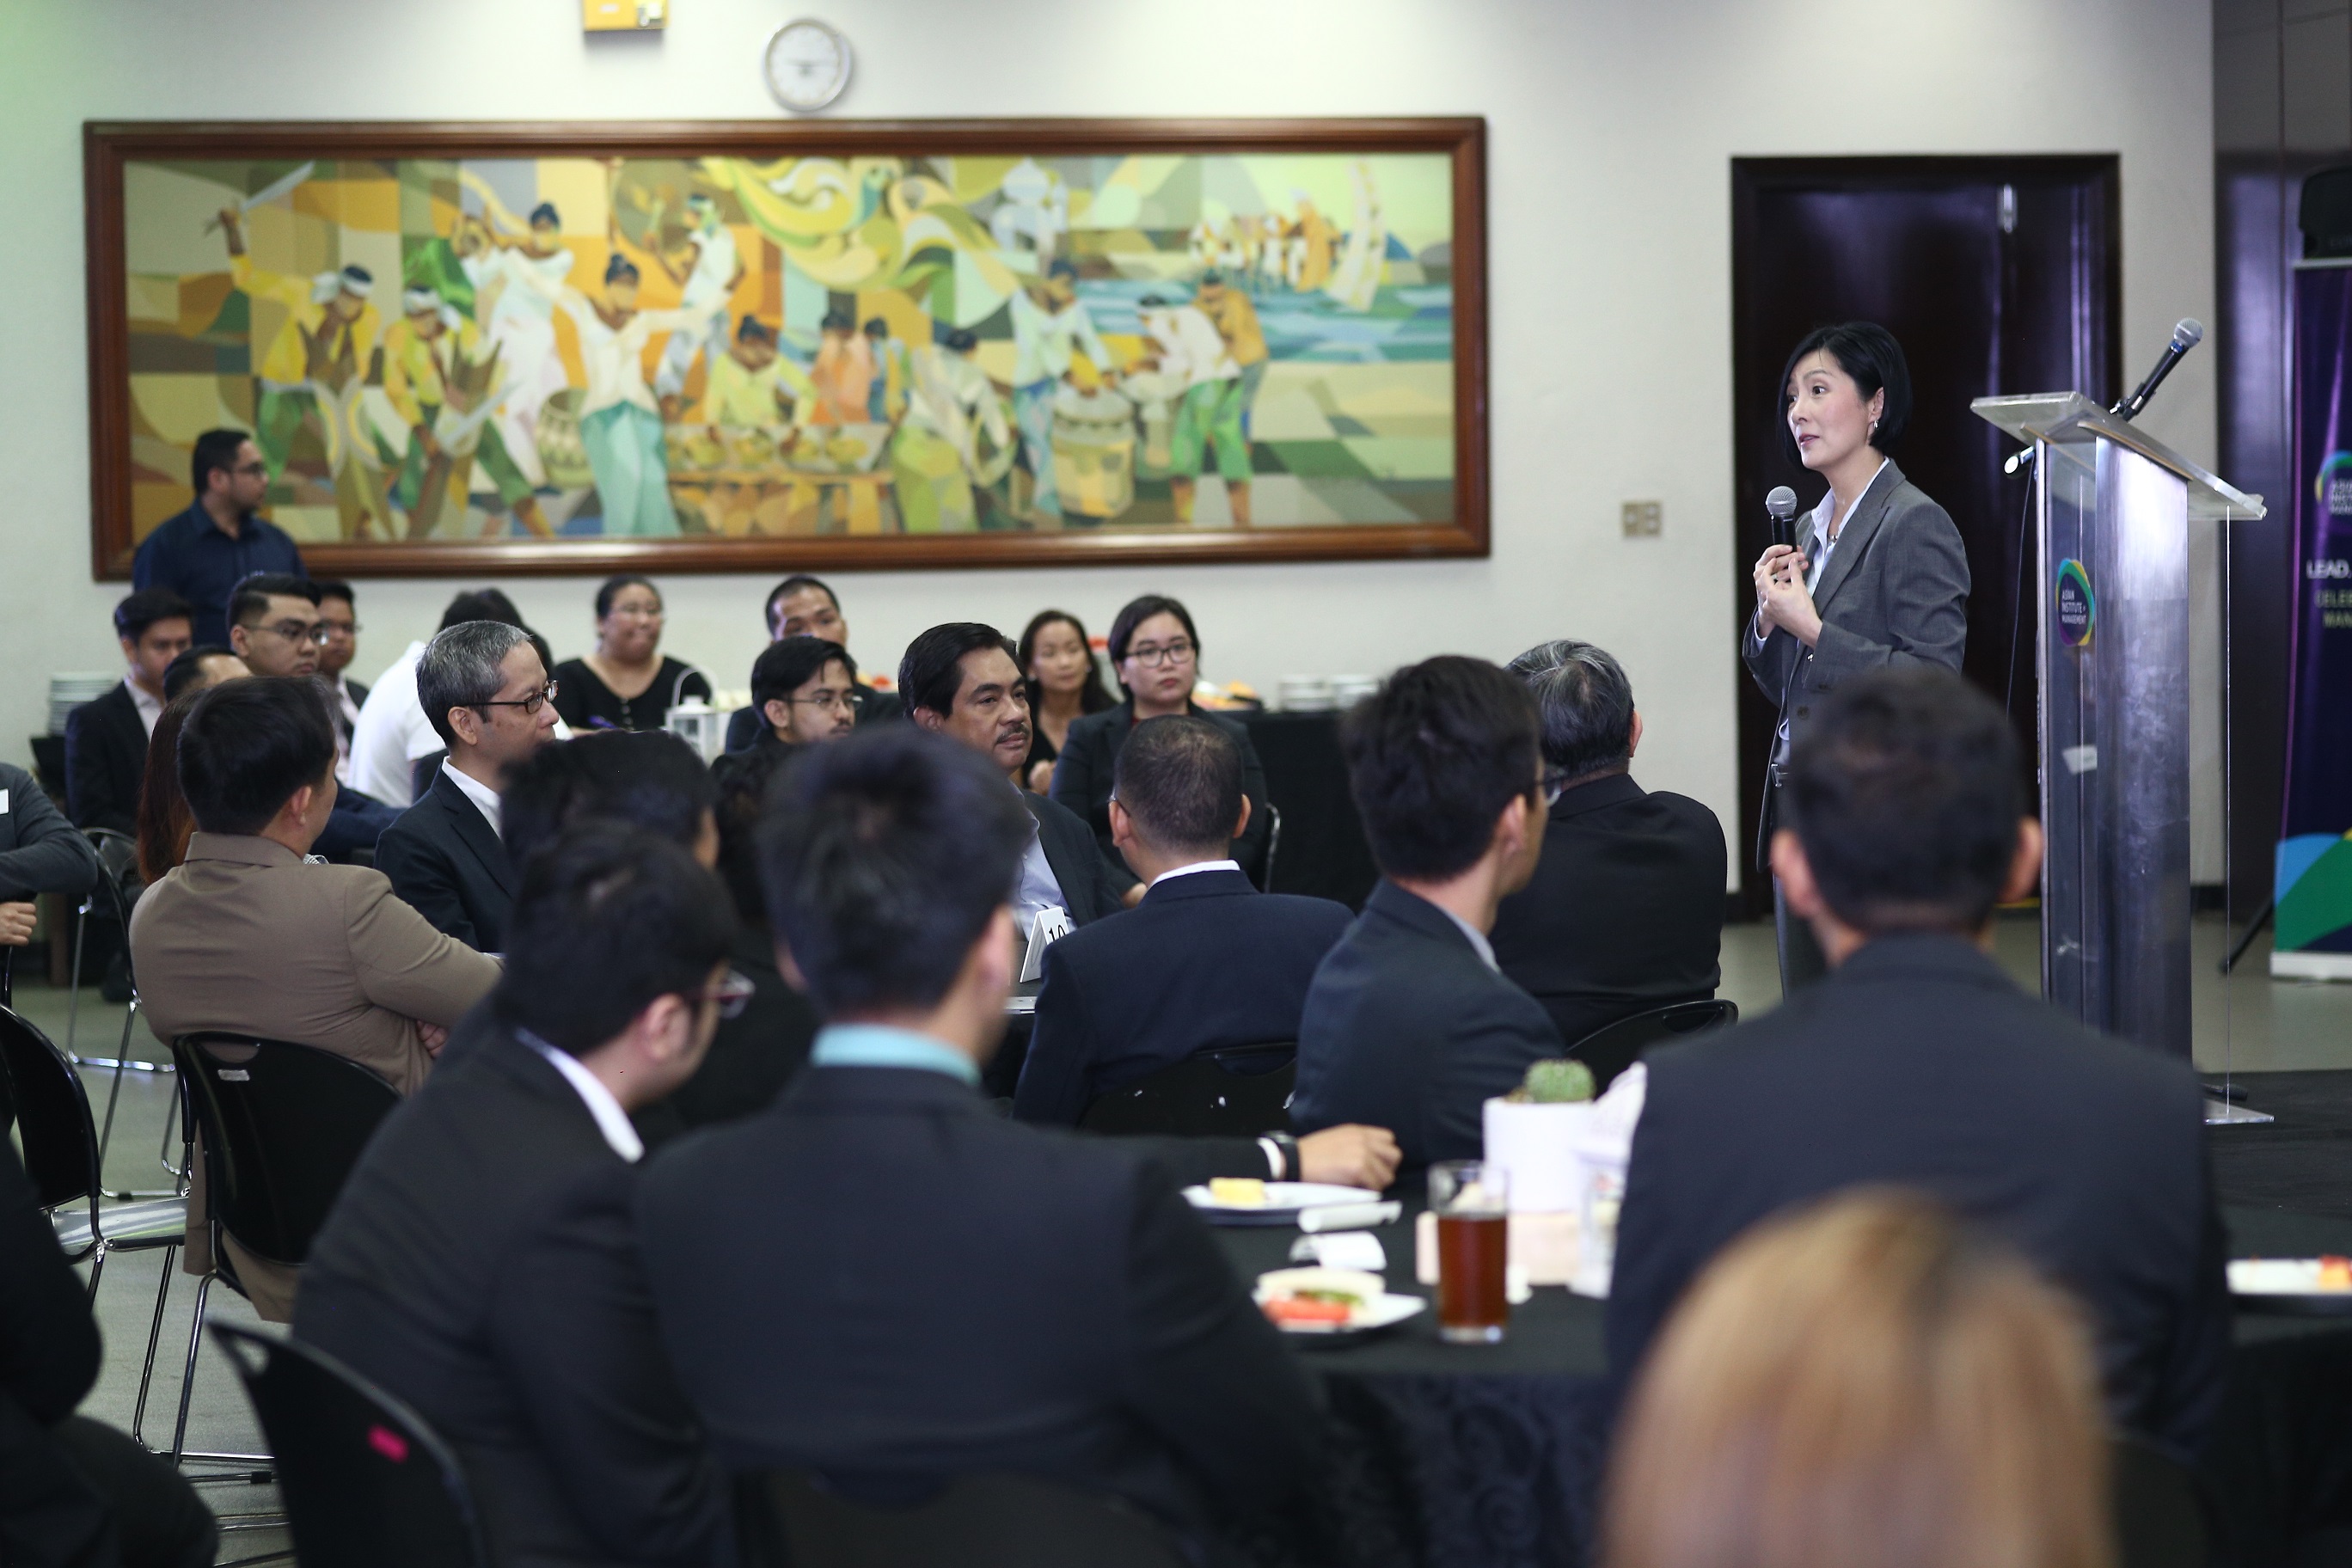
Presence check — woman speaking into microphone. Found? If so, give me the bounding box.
[1744,322,1971,993]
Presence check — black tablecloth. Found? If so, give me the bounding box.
[1233,712,1377,910]
[1211,1201,2352,1568]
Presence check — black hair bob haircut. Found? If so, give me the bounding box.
[1777,321,1911,467]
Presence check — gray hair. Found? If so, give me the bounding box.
[419,620,534,748]
[1507,639,1634,780]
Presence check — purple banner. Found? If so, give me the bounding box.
[2280,265,2352,967]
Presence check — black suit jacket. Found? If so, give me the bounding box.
[1605,934,2230,1458]
[636,1066,1320,1544]
[1488,773,1728,1049]
[63,683,148,836]
[297,1030,730,1568]
[1014,869,1351,1126]
[1290,879,1564,1166]
[1023,791,1131,926]
[0,1141,117,1566]
[1050,701,1272,879]
[631,926,818,1148]
[375,768,518,952]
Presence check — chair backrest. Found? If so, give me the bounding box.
[737,1469,1189,1568]
[212,1323,489,1568]
[0,1005,101,1212]
[1078,1043,1296,1137]
[2111,1431,2212,1568]
[174,1034,403,1267]
[1565,998,1740,1094]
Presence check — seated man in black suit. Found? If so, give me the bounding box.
[1290,657,1563,1167]
[376,621,559,951]
[1604,668,2228,1458]
[297,824,736,1568]
[635,726,1320,1554]
[1014,714,1353,1123]
[1488,639,1728,1050]
[744,635,860,752]
[901,621,1137,927]
[66,587,193,834]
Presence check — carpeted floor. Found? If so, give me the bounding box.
[2212,1073,2352,1219]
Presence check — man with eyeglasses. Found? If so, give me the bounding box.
[226,572,401,861]
[376,622,561,952]
[746,637,859,750]
[299,824,737,1568]
[133,428,307,646]
[723,576,903,752]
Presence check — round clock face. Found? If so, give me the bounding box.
[764,20,853,113]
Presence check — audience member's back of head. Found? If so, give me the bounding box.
[162,645,239,702]
[439,588,526,634]
[1604,1189,2110,1568]
[1342,656,1541,880]
[759,726,1031,1017]
[501,732,717,866]
[1113,715,1243,856]
[1508,640,1634,780]
[493,824,733,1057]
[1786,668,2024,936]
[710,744,795,927]
[176,677,338,837]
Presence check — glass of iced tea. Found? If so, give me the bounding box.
[1429,1160,1510,1344]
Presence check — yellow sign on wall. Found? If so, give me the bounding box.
[583,0,665,32]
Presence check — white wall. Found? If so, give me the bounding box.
[0,0,2219,886]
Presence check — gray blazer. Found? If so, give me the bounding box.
[1743,458,1970,763]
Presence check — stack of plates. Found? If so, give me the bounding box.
[1330,675,1380,710]
[49,674,118,735]
[1278,677,1333,713]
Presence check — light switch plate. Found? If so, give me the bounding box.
[1621,500,1663,537]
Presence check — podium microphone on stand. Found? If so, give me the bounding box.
[1766,485,1799,551]
[2004,317,2206,473]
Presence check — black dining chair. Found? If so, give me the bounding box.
[736,1469,1189,1568]
[1564,998,1740,1094]
[164,1033,402,1462]
[72,827,178,1199]
[1078,1043,1296,1138]
[212,1323,488,1568]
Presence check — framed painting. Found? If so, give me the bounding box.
[85,118,1486,579]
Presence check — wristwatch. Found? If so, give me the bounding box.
[1258,1131,1300,1181]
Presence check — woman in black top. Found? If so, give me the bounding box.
[551,575,713,732]
[1049,593,1274,880]
[1017,609,1117,794]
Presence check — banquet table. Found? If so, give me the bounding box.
[1208,1196,2352,1568]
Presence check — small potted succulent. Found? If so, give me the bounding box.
[1477,1058,1604,1286]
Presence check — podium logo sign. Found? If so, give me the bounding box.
[2054,558,2095,649]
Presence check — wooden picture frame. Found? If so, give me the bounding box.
[86,118,1486,579]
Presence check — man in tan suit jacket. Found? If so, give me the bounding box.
[131,677,498,1320]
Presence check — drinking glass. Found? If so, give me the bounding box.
[1429,1160,1510,1344]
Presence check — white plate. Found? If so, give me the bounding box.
[1183,1182,1377,1226]
[1255,1290,1428,1340]
[2230,1259,2352,1295]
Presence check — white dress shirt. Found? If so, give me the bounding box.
[518,1030,642,1162]
[1148,857,1242,888]
[439,759,502,837]
[1438,903,1499,971]
[1011,787,1071,931]
[125,676,163,738]
[348,640,435,807]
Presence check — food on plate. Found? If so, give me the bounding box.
[1208,1177,1268,1208]
[2323,1255,2352,1290]
[1254,1266,1386,1331]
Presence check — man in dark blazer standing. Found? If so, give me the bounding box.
[635,726,1320,1558]
[901,622,1136,926]
[376,622,559,952]
[1605,669,2228,1459]
[297,826,736,1568]
[1489,640,1726,1050]
[1014,714,1353,1124]
[66,588,193,835]
[1290,658,1564,1167]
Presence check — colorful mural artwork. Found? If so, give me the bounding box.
[91,124,1484,573]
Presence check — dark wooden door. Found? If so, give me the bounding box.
[1730,156,2122,913]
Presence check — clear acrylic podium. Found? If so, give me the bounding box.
[1970,395,2264,1089]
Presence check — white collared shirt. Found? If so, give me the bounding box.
[1440,904,1499,971]
[440,760,502,837]
[1010,784,1070,930]
[125,676,162,738]
[1768,458,1891,761]
[1148,857,1242,888]
[518,1031,643,1162]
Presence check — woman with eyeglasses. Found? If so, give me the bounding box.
[551,575,713,733]
[1049,594,1274,881]
[1016,609,1118,795]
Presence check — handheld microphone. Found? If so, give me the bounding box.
[2110,318,2203,424]
[1766,486,1798,551]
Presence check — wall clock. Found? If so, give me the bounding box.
[763,19,853,113]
